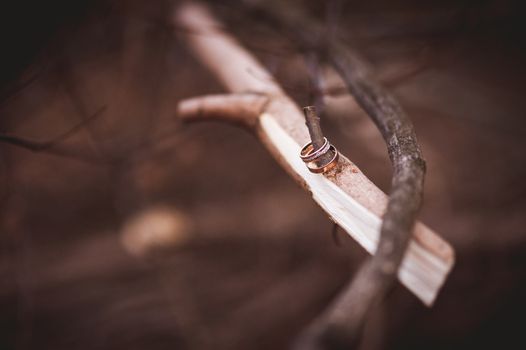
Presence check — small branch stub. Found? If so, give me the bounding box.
[302,106,339,173]
[303,106,332,164]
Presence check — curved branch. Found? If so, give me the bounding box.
[0,106,107,163]
[315,42,426,346]
[295,46,426,348]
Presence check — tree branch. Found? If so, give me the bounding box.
[174,3,454,348]
[0,106,107,163]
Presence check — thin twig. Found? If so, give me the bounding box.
[303,106,324,150]
[0,106,107,163]
[297,42,427,350]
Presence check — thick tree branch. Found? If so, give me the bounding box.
[174,3,454,349]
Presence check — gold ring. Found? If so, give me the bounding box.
[306,145,339,174]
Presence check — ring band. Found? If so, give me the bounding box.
[306,145,339,174]
[300,137,330,163]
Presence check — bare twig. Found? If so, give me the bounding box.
[303,106,333,166]
[303,106,323,149]
[236,3,429,348]
[0,106,107,163]
[177,93,269,128]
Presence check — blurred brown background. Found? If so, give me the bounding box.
[0,0,525,349]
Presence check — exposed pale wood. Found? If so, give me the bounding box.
[174,2,454,306]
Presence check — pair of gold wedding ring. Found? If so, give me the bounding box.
[300,137,339,174]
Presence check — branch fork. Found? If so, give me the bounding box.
[174,2,455,348]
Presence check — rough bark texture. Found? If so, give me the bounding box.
[0,106,106,162]
[303,106,324,151]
